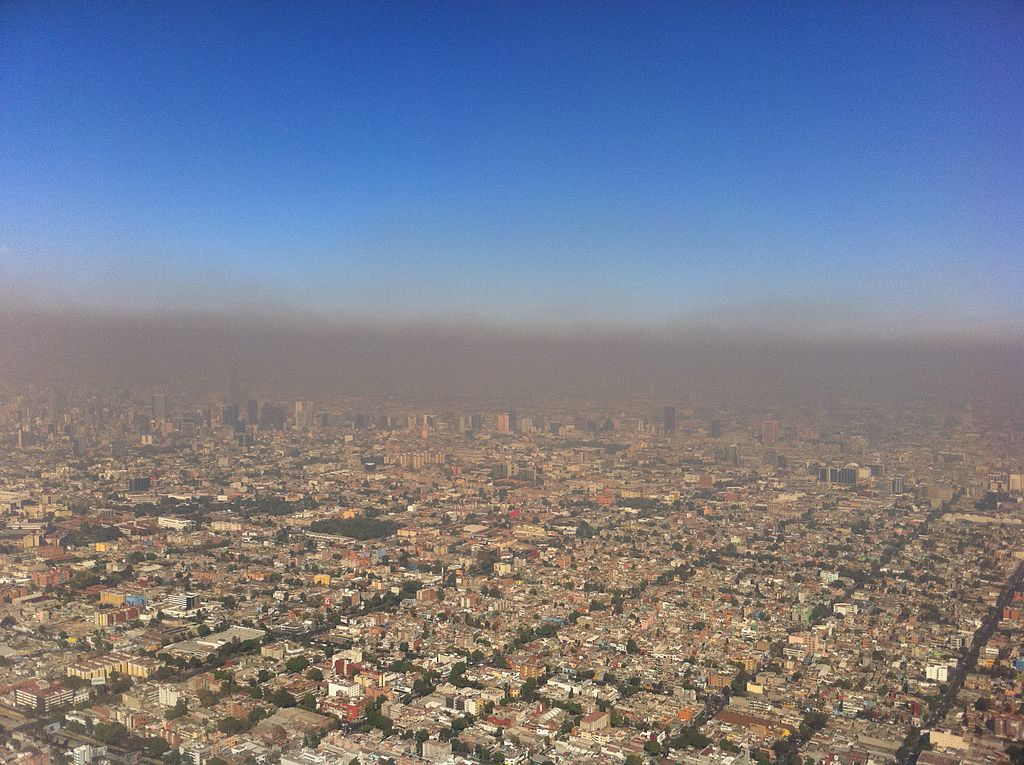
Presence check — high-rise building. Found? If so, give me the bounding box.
[761,419,780,445]
[128,476,151,492]
[49,388,66,433]
[664,406,677,433]
[167,593,200,612]
[222,404,240,428]
[294,400,311,429]
[258,405,282,430]
[819,464,859,486]
[152,392,167,423]
[497,413,511,434]
[247,399,259,424]
[891,475,906,494]
[491,462,513,479]
[708,418,722,438]
[228,367,240,406]
[73,743,108,765]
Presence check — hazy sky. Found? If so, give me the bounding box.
[1,2,1022,332]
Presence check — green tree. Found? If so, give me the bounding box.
[164,699,188,720]
[267,689,296,707]
[248,707,268,724]
[94,722,129,747]
[217,716,245,735]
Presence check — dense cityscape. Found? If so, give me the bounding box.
[0,389,1022,765]
[3,3,1022,765]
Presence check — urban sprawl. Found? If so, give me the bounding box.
[1,392,1022,765]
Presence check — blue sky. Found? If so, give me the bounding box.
[1,1,1022,333]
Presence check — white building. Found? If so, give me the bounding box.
[72,744,107,765]
[925,664,950,682]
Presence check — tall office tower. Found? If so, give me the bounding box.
[228,367,240,406]
[821,464,859,486]
[260,405,285,431]
[709,418,722,438]
[663,406,677,433]
[50,388,65,431]
[294,400,310,428]
[508,409,518,433]
[470,413,484,432]
[761,419,780,445]
[838,464,859,486]
[1011,473,1024,494]
[247,399,259,424]
[222,404,240,428]
[152,392,167,423]
[497,413,511,434]
[891,475,906,494]
[129,476,151,492]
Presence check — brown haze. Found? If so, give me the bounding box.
[1,309,1022,406]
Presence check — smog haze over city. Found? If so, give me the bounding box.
[1,4,1023,765]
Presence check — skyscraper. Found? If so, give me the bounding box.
[152,392,167,422]
[294,400,311,429]
[260,404,285,431]
[228,367,240,406]
[761,419,780,445]
[223,404,240,428]
[50,388,65,431]
[663,406,677,434]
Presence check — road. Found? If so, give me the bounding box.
[901,559,1024,765]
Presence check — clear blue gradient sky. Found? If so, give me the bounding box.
[2,1,1022,334]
